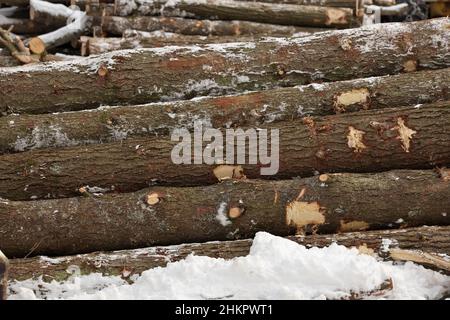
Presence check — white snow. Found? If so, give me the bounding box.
[8,232,450,300]
[215,201,231,226]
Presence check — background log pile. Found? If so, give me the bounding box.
[0,0,449,300]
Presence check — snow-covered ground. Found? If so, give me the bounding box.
[8,232,450,300]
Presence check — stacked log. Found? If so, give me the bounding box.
[0,1,449,299]
[1,18,448,114]
[7,226,450,282]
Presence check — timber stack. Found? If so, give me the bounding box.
[0,0,449,300]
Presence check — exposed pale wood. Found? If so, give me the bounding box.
[1,19,448,114]
[0,0,69,5]
[80,31,259,55]
[389,249,450,275]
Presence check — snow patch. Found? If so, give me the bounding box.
[215,201,231,227]
[8,233,450,300]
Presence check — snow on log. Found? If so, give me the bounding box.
[28,0,90,50]
[0,102,449,200]
[0,0,69,6]
[99,15,325,36]
[113,0,358,28]
[0,170,449,257]
[236,0,364,8]
[29,0,74,27]
[1,18,448,114]
[79,31,260,56]
[7,225,450,282]
[0,69,448,152]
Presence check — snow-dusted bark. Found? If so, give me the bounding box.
[0,68,448,153]
[1,169,449,257]
[80,31,260,55]
[0,101,449,200]
[112,0,357,28]
[1,18,448,114]
[28,0,90,49]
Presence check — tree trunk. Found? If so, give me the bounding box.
[1,169,449,257]
[113,0,357,28]
[0,102,449,200]
[29,0,73,28]
[1,18,448,114]
[0,0,68,6]
[237,0,365,8]
[0,251,7,300]
[0,55,20,67]
[79,32,260,56]
[99,15,326,36]
[0,69,448,153]
[0,17,57,35]
[7,225,450,282]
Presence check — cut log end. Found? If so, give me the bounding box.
[28,37,46,55]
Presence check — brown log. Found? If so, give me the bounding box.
[0,250,7,300]
[100,15,326,36]
[389,249,450,275]
[0,69,448,153]
[0,16,56,35]
[237,0,366,8]
[7,225,450,282]
[29,0,72,28]
[0,0,69,5]
[113,0,358,28]
[0,102,449,201]
[80,31,260,56]
[0,54,20,67]
[1,169,449,258]
[1,18,449,115]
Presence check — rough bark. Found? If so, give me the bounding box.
[0,69,448,153]
[237,0,365,8]
[113,0,357,28]
[0,0,68,5]
[7,225,450,282]
[0,17,56,35]
[1,18,449,114]
[80,31,260,56]
[1,169,450,257]
[99,15,325,36]
[0,54,20,67]
[28,0,90,50]
[0,250,7,300]
[29,0,72,28]
[1,102,450,200]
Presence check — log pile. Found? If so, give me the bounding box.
[0,0,449,300]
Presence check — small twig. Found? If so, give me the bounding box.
[0,26,31,64]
